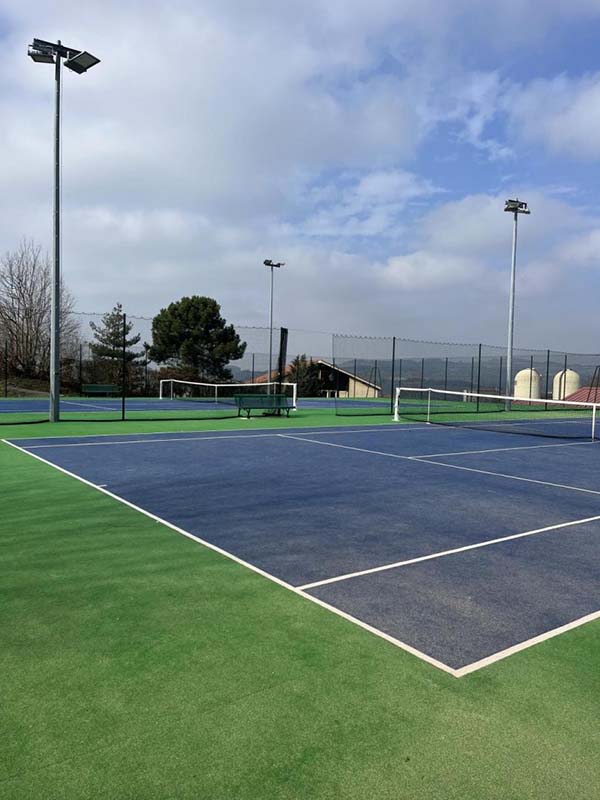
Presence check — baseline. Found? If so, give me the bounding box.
[2,438,458,678]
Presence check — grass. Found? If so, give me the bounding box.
[2,414,600,798]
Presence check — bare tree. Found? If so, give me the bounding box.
[0,239,79,380]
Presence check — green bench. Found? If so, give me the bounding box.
[234,393,293,419]
[82,384,120,397]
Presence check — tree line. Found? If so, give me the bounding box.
[1,240,326,397]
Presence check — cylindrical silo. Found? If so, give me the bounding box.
[513,368,541,399]
[553,369,580,400]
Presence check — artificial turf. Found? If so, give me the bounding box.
[2,419,600,799]
[0,407,397,440]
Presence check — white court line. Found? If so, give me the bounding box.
[13,422,442,449]
[22,432,288,449]
[298,514,600,591]
[1,438,457,678]
[4,437,599,678]
[411,456,600,497]
[455,611,600,677]
[61,400,122,412]
[278,434,600,496]
[413,439,598,458]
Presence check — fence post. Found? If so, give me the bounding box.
[529,354,534,399]
[498,356,503,395]
[476,344,482,410]
[420,357,425,389]
[444,357,448,392]
[251,353,255,384]
[121,313,127,421]
[3,340,8,398]
[144,344,149,394]
[545,350,550,407]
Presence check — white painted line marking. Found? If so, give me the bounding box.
[455,610,600,677]
[411,457,600,496]
[415,439,598,458]
[61,400,121,412]
[22,432,286,449]
[1,438,457,678]
[278,434,600,496]
[5,419,400,440]
[298,514,600,590]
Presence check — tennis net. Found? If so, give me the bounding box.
[159,379,298,408]
[394,387,599,440]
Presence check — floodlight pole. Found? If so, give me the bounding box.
[264,259,284,393]
[504,198,530,411]
[50,45,62,422]
[28,38,100,422]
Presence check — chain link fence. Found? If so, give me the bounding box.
[2,313,599,423]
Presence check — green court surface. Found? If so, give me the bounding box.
[2,412,599,799]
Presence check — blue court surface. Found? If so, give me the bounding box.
[8,422,600,676]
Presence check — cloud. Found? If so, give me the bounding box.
[298,170,442,238]
[2,1,600,352]
[505,73,600,158]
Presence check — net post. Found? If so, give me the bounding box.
[592,405,597,441]
[393,387,400,422]
[389,337,396,414]
[426,388,432,423]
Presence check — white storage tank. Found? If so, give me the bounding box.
[553,369,580,400]
[513,368,541,399]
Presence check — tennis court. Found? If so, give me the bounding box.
[8,418,600,676]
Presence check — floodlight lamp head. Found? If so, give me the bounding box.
[28,44,55,64]
[64,50,100,74]
[264,259,273,266]
[504,198,530,215]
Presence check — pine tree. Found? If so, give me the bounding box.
[149,296,245,381]
[89,304,142,385]
[288,354,326,397]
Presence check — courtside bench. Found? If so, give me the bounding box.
[82,384,120,397]
[234,393,294,419]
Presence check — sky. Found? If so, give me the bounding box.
[2,0,600,351]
